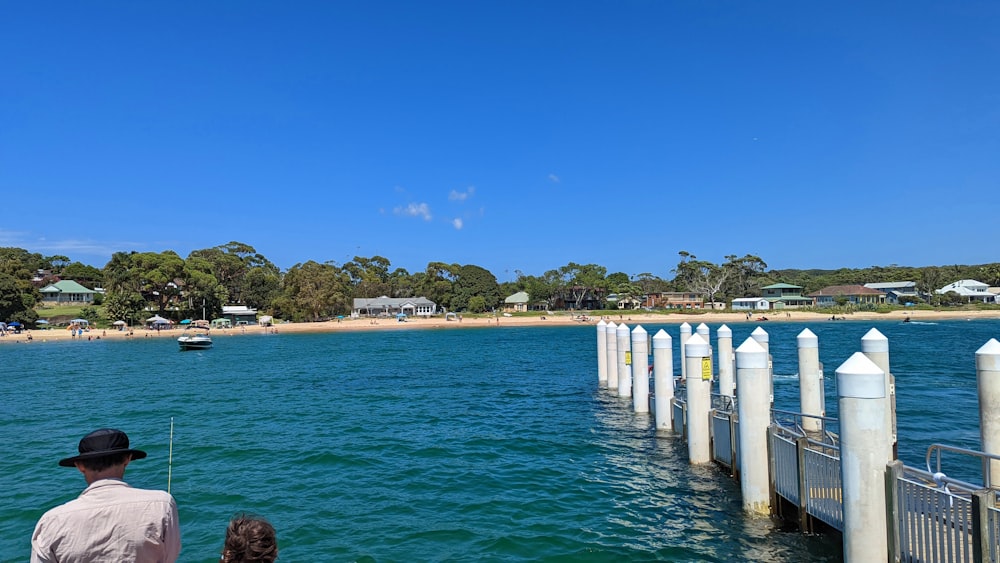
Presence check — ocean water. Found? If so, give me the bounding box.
[2,318,996,562]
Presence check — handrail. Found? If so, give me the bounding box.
[925,443,1000,489]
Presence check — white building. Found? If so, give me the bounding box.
[731,297,770,311]
[935,279,996,303]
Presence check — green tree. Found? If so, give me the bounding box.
[0,272,39,325]
[467,295,486,313]
[451,265,500,311]
[61,262,104,288]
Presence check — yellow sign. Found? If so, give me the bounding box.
[625,351,632,365]
[701,357,712,381]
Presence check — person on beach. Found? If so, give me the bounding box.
[221,514,278,562]
[30,428,181,562]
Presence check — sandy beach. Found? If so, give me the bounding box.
[4,308,1000,345]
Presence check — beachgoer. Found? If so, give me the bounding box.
[31,428,181,562]
[221,514,277,563]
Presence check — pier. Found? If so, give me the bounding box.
[596,321,1000,562]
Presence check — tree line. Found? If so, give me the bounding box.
[2,244,999,326]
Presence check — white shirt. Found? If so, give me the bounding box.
[31,478,181,563]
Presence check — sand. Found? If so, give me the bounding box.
[4,308,1000,345]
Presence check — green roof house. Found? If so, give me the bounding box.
[759,283,813,309]
[504,291,530,312]
[39,280,97,304]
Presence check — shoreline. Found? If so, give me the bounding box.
[4,308,1000,345]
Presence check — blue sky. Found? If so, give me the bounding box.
[2,2,998,281]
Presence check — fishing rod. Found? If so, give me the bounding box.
[167,417,174,494]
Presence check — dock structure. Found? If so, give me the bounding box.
[596,327,1000,561]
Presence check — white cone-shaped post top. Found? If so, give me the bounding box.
[597,319,607,329]
[717,324,732,338]
[606,321,617,330]
[750,327,768,343]
[976,338,1000,371]
[632,325,647,338]
[616,323,630,336]
[797,328,818,348]
[679,322,692,334]
[735,337,768,368]
[836,352,886,399]
[652,329,672,348]
[685,333,711,357]
[861,328,889,352]
[696,323,710,334]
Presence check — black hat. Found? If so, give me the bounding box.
[58,428,148,467]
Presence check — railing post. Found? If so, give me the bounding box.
[606,321,618,392]
[837,352,889,563]
[736,336,770,514]
[884,460,903,563]
[653,330,674,432]
[717,324,735,398]
[685,333,712,464]
[797,328,824,433]
[796,436,810,533]
[596,320,608,388]
[970,489,993,563]
[616,323,632,399]
[631,325,649,413]
[976,338,1000,487]
[862,328,896,461]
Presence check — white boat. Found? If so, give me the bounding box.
[178,322,212,351]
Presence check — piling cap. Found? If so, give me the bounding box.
[717,324,731,338]
[616,323,630,336]
[679,322,692,334]
[835,352,886,399]
[861,328,888,353]
[735,337,768,368]
[685,333,711,357]
[606,321,617,330]
[696,322,709,332]
[797,328,818,348]
[652,329,672,348]
[750,327,768,343]
[597,320,607,328]
[631,325,647,337]
[976,338,1000,371]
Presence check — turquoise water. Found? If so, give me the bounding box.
[2,319,996,561]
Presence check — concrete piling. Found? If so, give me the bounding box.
[717,324,734,398]
[652,329,674,432]
[861,328,896,460]
[632,325,650,413]
[836,352,888,563]
[976,338,1000,486]
[616,323,632,399]
[796,328,824,433]
[606,321,618,392]
[679,323,692,382]
[685,333,713,464]
[735,337,771,514]
[597,320,608,388]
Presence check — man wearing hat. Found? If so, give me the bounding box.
[31,428,181,562]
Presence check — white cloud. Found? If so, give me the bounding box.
[449,186,475,202]
[394,202,433,221]
[548,174,560,183]
[452,218,464,230]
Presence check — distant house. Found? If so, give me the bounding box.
[645,292,704,309]
[864,281,920,304]
[352,296,437,318]
[503,291,530,313]
[222,305,258,324]
[760,283,813,309]
[606,293,642,310]
[808,285,886,307]
[731,297,770,311]
[936,280,996,303]
[551,286,607,310]
[39,280,97,304]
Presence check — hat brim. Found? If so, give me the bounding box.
[59,448,147,467]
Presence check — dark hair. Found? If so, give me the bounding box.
[77,452,131,472]
[222,514,277,562]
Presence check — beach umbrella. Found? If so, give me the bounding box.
[8,321,22,327]
[69,318,88,324]
[146,315,168,323]
[0,322,6,328]
[179,319,192,325]
[36,319,49,325]
[112,320,127,326]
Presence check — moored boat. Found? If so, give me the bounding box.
[178,321,212,350]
